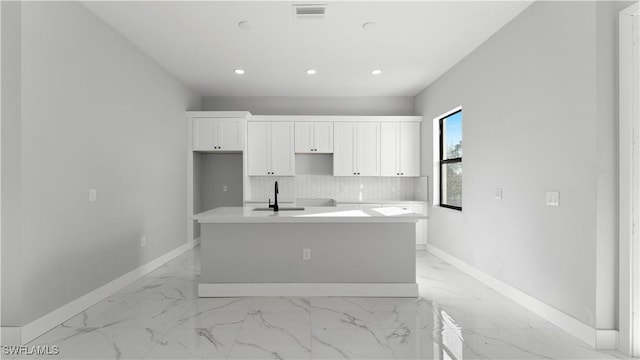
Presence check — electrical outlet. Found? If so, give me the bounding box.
[223,185,228,192]
[546,191,559,206]
[494,188,502,200]
[89,189,97,202]
[303,248,311,260]
[141,236,146,247]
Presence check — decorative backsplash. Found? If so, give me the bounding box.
[249,175,422,202]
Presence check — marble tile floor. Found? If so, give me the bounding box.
[7,247,633,360]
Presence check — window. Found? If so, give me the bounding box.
[439,109,462,210]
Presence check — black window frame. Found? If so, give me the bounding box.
[439,109,462,211]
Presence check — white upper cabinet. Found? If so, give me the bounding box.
[247,121,295,176]
[270,122,296,175]
[193,117,244,151]
[218,118,244,151]
[333,123,355,176]
[334,122,380,176]
[357,123,380,176]
[381,122,420,176]
[295,122,333,153]
[399,122,420,176]
[247,122,270,176]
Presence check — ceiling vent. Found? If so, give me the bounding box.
[293,4,327,20]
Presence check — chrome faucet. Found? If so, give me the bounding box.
[268,181,279,212]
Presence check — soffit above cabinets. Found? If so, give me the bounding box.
[83,1,533,97]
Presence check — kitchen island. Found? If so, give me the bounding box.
[194,206,426,297]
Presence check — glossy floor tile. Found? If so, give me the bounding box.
[13,247,633,359]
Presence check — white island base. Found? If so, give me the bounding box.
[195,207,422,297]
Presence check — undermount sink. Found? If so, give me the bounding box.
[253,207,305,211]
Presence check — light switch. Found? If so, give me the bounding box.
[89,189,97,202]
[494,188,502,200]
[546,191,559,206]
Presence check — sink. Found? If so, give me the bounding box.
[253,207,305,211]
[294,198,336,207]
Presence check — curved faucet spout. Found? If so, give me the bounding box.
[269,181,279,212]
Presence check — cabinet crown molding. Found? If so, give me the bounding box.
[248,115,422,123]
[187,111,251,119]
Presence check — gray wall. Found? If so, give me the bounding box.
[2,1,199,326]
[196,153,244,212]
[414,1,631,329]
[1,1,23,327]
[202,96,414,115]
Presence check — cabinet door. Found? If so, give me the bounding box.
[356,122,380,176]
[400,122,420,176]
[380,122,400,176]
[247,122,271,176]
[193,118,216,151]
[270,122,295,176]
[313,122,334,153]
[333,122,356,176]
[294,122,313,153]
[218,118,244,151]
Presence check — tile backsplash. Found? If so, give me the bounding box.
[249,175,422,202]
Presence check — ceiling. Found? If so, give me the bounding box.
[82,1,533,97]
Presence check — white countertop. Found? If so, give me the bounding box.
[336,200,428,205]
[245,199,428,205]
[194,206,427,224]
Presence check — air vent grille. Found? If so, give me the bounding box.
[293,4,327,20]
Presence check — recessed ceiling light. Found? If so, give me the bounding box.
[371,69,382,75]
[306,69,317,75]
[363,22,376,30]
[234,69,245,75]
[238,21,250,30]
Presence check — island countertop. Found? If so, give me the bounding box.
[193,206,427,224]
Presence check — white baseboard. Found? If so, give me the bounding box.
[596,329,619,350]
[427,244,613,349]
[198,283,419,297]
[10,238,198,345]
[416,244,427,251]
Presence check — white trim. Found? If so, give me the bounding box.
[427,244,600,348]
[10,239,197,345]
[619,2,640,357]
[416,244,426,251]
[433,106,462,122]
[186,111,251,119]
[248,115,422,123]
[596,330,619,350]
[198,283,418,297]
